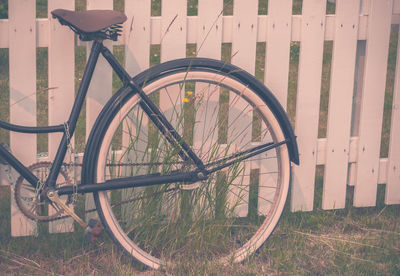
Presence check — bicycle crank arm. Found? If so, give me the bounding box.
[47,189,102,242]
[47,189,87,228]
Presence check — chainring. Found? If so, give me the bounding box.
[14,161,73,222]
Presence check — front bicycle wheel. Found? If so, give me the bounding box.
[92,59,291,269]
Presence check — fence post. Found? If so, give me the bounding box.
[85,0,114,221]
[353,0,393,207]
[159,0,187,131]
[385,23,400,204]
[323,0,360,209]
[48,0,75,233]
[197,0,223,59]
[264,0,292,109]
[228,0,259,216]
[9,0,37,237]
[291,0,326,211]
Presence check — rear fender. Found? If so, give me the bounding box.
[81,58,299,186]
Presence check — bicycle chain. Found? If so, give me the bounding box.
[63,122,78,204]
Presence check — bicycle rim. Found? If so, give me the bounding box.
[94,69,291,269]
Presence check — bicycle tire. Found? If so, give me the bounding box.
[91,58,292,269]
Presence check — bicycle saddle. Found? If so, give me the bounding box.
[51,9,127,41]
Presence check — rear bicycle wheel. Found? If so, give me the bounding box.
[92,59,291,269]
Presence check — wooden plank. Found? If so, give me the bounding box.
[194,0,223,156]
[257,15,268,42]
[351,41,366,139]
[231,0,258,73]
[378,158,388,184]
[0,14,381,50]
[140,14,377,46]
[187,16,197,43]
[264,0,292,108]
[228,0,258,216]
[385,25,400,204]
[157,0,187,218]
[188,0,225,219]
[121,0,152,224]
[150,16,161,44]
[197,0,223,59]
[193,0,223,182]
[120,107,149,222]
[9,0,37,237]
[47,0,75,234]
[291,15,301,42]
[160,0,186,62]
[122,0,151,218]
[36,19,49,47]
[1,18,49,49]
[159,0,187,133]
[1,19,48,48]
[125,0,151,75]
[316,137,358,165]
[85,0,113,221]
[86,0,114,130]
[322,0,360,210]
[257,143,279,216]
[348,137,359,163]
[316,138,327,165]
[353,0,393,207]
[350,159,389,185]
[291,0,326,211]
[190,82,221,216]
[221,16,233,43]
[227,91,252,217]
[315,138,388,185]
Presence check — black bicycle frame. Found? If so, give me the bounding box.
[0,40,288,196]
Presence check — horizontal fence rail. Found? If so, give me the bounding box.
[0,0,399,237]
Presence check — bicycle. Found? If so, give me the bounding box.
[0,9,299,269]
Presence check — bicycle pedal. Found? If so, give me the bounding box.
[84,219,102,243]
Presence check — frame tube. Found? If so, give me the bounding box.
[45,41,103,187]
[0,121,65,133]
[101,46,131,85]
[57,170,204,195]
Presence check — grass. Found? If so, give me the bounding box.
[1,181,400,275]
[0,0,399,274]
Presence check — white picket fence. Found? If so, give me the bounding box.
[0,0,399,237]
